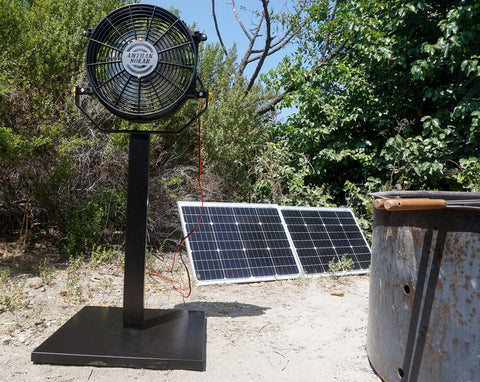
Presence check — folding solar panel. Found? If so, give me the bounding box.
[279,206,371,275]
[178,202,371,285]
[178,202,301,285]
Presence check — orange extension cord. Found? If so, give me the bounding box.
[147,100,205,298]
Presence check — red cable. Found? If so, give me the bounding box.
[147,100,205,298]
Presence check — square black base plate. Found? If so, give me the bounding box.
[31,306,206,371]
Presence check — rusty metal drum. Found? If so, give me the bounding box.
[367,191,480,382]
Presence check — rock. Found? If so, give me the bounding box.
[19,335,26,343]
[1,336,11,345]
[29,277,44,289]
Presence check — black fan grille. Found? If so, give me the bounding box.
[86,4,196,122]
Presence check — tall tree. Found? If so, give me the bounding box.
[257,0,480,212]
[200,0,357,202]
[211,0,349,115]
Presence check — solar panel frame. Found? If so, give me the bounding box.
[279,206,371,277]
[178,202,371,285]
[178,201,302,285]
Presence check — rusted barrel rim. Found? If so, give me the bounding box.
[370,190,480,200]
[370,191,480,212]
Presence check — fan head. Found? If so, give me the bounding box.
[85,4,203,123]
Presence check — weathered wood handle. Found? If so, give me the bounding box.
[373,199,387,209]
[383,198,447,211]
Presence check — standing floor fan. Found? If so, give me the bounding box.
[32,4,208,371]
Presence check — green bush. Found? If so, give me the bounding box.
[61,187,126,257]
[62,200,104,257]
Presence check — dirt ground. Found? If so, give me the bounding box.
[0,251,381,382]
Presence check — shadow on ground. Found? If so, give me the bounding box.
[174,301,270,318]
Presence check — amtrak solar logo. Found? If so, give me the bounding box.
[122,39,158,77]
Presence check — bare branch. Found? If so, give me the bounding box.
[247,32,296,64]
[228,0,307,86]
[250,26,296,55]
[235,12,264,82]
[255,0,346,116]
[245,0,272,93]
[254,87,293,116]
[269,30,295,49]
[212,0,229,57]
[231,0,252,40]
[255,38,348,116]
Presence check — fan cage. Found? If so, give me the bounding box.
[86,4,198,122]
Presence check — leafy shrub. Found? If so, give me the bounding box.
[456,158,480,191]
[328,255,355,278]
[61,186,126,258]
[62,200,104,257]
[0,268,27,313]
[252,141,334,207]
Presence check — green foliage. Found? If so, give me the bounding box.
[0,127,31,163]
[66,254,85,301]
[39,258,56,285]
[263,0,480,224]
[98,188,127,228]
[89,246,122,268]
[0,268,27,313]
[252,141,334,206]
[67,253,85,273]
[3,0,478,256]
[0,267,9,285]
[457,158,480,191]
[0,0,131,243]
[62,200,104,257]
[199,44,268,199]
[0,0,131,121]
[343,178,385,243]
[328,255,355,277]
[61,188,126,257]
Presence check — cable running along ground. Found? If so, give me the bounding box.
[147,100,205,298]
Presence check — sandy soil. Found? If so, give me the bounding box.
[0,255,380,382]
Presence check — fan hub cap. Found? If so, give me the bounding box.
[122,39,158,78]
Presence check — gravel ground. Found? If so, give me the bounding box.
[0,250,380,381]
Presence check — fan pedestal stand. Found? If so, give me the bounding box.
[31,133,207,371]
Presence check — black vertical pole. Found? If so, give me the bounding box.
[123,132,150,327]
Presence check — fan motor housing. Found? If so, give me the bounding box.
[85,4,205,123]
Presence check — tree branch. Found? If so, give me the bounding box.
[212,0,229,58]
[235,11,264,82]
[245,0,272,93]
[254,87,293,116]
[254,0,346,116]
[231,0,252,40]
[254,38,348,116]
[319,0,340,64]
[313,39,347,72]
[247,32,296,64]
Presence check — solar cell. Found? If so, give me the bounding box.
[178,202,371,285]
[178,202,301,285]
[279,206,371,275]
